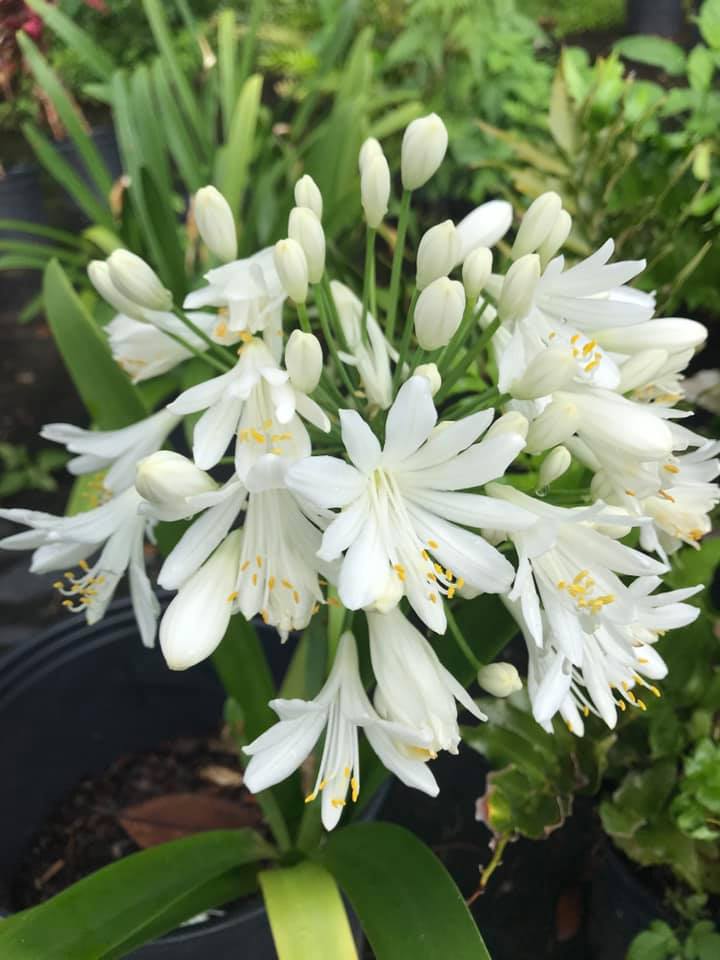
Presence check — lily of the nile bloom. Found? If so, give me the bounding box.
[486,483,667,664]
[166,336,330,477]
[507,575,701,734]
[105,312,221,383]
[183,247,286,358]
[454,200,513,262]
[330,280,396,410]
[367,606,486,755]
[287,375,532,634]
[0,486,158,645]
[243,632,439,830]
[41,409,180,495]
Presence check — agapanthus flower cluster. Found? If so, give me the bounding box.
[2,112,715,830]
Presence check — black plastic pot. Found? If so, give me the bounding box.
[627,0,684,37]
[0,599,286,957]
[50,124,121,231]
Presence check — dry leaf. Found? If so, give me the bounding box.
[118,793,261,849]
[198,765,244,787]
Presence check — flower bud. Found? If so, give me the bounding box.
[456,201,513,260]
[193,186,237,263]
[294,174,323,220]
[509,347,577,400]
[285,329,323,394]
[416,220,461,290]
[498,253,541,323]
[595,319,708,354]
[538,445,571,490]
[88,260,145,320]
[415,362,441,396]
[361,152,391,228]
[414,277,465,351]
[107,249,172,311]
[273,238,309,303]
[358,137,383,174]
[401,113,448,191]
[462,246,492,300]
[288,206,325,284]
[618,349,669,393]
[486,410,529,441]
[136,451,217,521]
[538,209,572,266]
[477,662,522,698]
[511,192,562,259]
[525,398,580,454]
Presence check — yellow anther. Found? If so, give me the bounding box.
[239,429,250,442]
[251,573,258,586]
[268,576,276,590]
[584,359,600,373]
[261,609,269,624]
[293,590,300,604]
[250,429,265,444]
[226,591,239,602]
[240,560,250,572]
[343,766,350,777]
[445,568,454,581]
[557,580,567,589]
[429,592,438,604]
[618,699,626,712]
[239,330,252,343]
[79,560,90,572]
[456,577,464,589]
[331,798,346,809]
[304,791,317,804]
[637,699,647,711]
[447,586,456,599]
[658,489,676,502]
[281,579,294,589]
[570,334,579,345]
[573,570,589,584]
[582,705,590,717]
[421,550,429,561]
[427,539,439,549]
[263,419,273,429]
[351,777,359,802]
[582,339,597,356]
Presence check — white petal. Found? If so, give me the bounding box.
[382,376,437,467]
[193,395,244,469]
[340,409,382,473]
[287,456,366,509]
[399,410,494,472]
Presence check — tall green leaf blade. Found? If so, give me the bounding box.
[320,822,491,960]
[43,260,147,428]
[24,0,115,78]
[0,830,275,960]
[260,861,358,960]
[151,58,206,192]
[138,168,186,302]
[217,9,238,139]
[216,74,263,219]
[129,65,171,189]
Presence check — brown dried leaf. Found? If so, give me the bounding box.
[118,793,260,849]
[198,764,244,788]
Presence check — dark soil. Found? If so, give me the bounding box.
[11,731,261,911]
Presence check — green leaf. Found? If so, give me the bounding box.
[150,58,206,192]
[0,829,275,960]
[260,861,358,960]
[688,45,716,92]
[614,36,687,76]
[217,9,239,139]
[549,65,578,154]
[627,920,679,960]
[43,260,146,429]
[698,0,720,49]
[24,0,115,79]
[320,822,491,960]
[216,74,263,219]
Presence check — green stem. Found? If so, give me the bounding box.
[319,274,351,355]
[172,307,234,369]
[360,228,376,345]
[385,188,412,341]
[438,296,481,375]
[436,315,501,402]
[442,388,509,422]
[296,301,312,334]
[161,327,231,375]
[313,287,357,405]
[446,605,482,673]
[391,288,418,391]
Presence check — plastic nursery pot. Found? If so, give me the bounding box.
[0,162,48,237]
[0,598,290,958]
[627,0,684,37]
[49,125,122,230]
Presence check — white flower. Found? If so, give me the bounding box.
[456,200,513,261]
[183,247,285,344]
[88,261,145,321]
[415,362,441,396]
[243,632,438,830]
[477,662,523,698]
[538,445,572,490]
[538,209,572,266]
[361,152,391,228]
[167,337,329,476]
[273,238,309,304]
[288,207,325,284]
[367,607,485,755]
[401,113,448,191]
[107,250,172,312]
[358,137,383,174]
[193,186,237,263]
[294,174,323,220]
[287,376,531,633]
[0,486,158,646]
[159,530,241,670]
[414,277,465,351]
[105,313,216,383]
[284,330,323,395]
[498,254,541,323]
[330,280,396,410]
[135,451,218,521]
[416,220,461,290]
[462,246,492,300]
[511,192,562,260]
[41,409,180,494]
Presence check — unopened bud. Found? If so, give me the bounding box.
[361,152,391,228]
[136,451,217,521]
[462,246,492,300]
[538,209,572,266]
[416,220,460,290]
[486,410,529,441]
[273,238,309,304]
[618,349,669,393]
[288,207,325,284]
[107,250,172,311]
[510,348,577,400]
[456,200,513,260]
[294,174,323,220]
[415,362,441,396]
[478,662,522,697]
[595,318,708,354]
[401,113,448,191]
[525,398,579,454]
[414,277,465,351]
[285,329,323,393]
[498,254,541,323]
[193,186,237,263]
[538,445,571,490]
[511,192,562,259]
[88,260,145,320]
[358,137,383,175]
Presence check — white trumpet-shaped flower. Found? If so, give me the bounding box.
[105,312,217,383]
[167,337,329,477]
[0,486,158,646]
[287,376,532,633]
[331,280,396,410]
[244,632,438,830]
[42,409,180,494]
[367,606,486,755]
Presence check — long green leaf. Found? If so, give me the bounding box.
[320,823,491,960]
[260,861,358,960]
[0,219,86,247]
[43,260,147,429]
[24,0,115,78]
[217,9,238,139]
[18,33,113,199]
[138,167,186,302]
[216,74,263,219]
[0,830,275,960]
[212,613,275,741]
[129,64,171,189]
[151,58,206,191]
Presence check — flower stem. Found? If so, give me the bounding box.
[312,289,357,405]
[296,301,312,334]
[385,188,412,342]
[436,315,501,403]
[446,605,482,672]
[360,227,376,345]
[391,288,418,391]
[161,328,231,375]
[319,274,351,355]
[438,296,481,374]
[172,308,234,369]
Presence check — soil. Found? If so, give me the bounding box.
[10,730,262,911]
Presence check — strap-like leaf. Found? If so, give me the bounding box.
[320,822,491,960]
[0,829,275,960]
[215,74,263,221]
[24,0,115,79]
[260,861,358,960]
